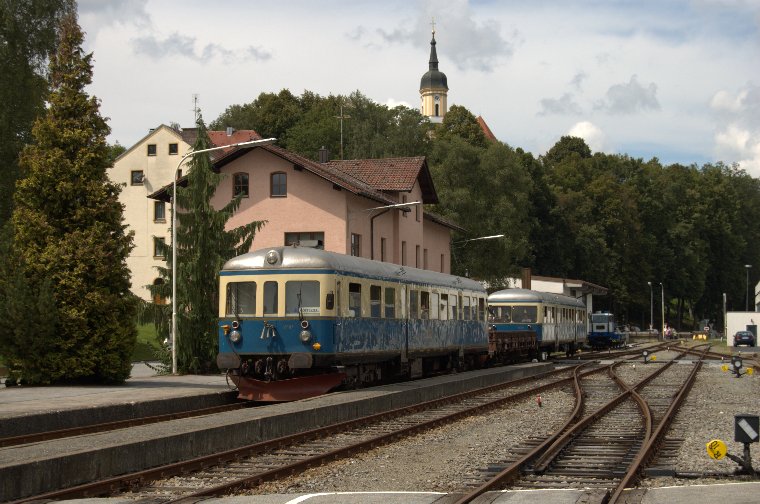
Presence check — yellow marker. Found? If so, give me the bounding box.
[721,364,729,372]
[651,355,657,361]
[706,439,727,460]
[747,367,754,375]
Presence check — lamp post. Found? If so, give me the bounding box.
[660,282,665,340]
[647,281,653,331]
[745,264,752,311]
[170,137,276,375]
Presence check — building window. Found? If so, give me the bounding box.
[271,172,287,197]
[233,172,249,198]
[380,237,386,262]
[401,241,407,266]
[147,144,156,156]
[154,201,165,222]
[435,104,440,116]
[423,248,428,269]
[402,195,408,218]
[416,245,420,268]
[285,232,324,249]
[131,170,144,185]
[168,143,178,155]
[153,237,166,258]
[351,233,361,257]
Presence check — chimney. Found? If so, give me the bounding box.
[318,146,329,163]
[521,267,532,290]
[226,127,235,136]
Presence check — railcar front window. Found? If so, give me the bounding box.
[489,305,512,323]
[513,306,537,323]
[226,281,256,316]
[285,281,320,316]
[263,281,278,315]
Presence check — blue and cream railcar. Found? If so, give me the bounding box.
[217,246,489,401]
[487,289,587,359]
[588,311,627,348]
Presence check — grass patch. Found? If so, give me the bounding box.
[132,323,162,362]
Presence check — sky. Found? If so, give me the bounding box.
[78,0,760,176]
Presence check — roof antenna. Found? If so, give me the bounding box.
[192,94,200,122]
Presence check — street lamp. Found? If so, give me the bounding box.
[647,281,653,331]
[171,137,276,374]
[745,264,752,311]
[660,282,665,339]
[451,234,505,277]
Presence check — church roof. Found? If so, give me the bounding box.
[420,31,448,91]
[477,116,497,142]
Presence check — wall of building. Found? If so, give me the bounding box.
[726,311,759,346]
[111,126,189,300]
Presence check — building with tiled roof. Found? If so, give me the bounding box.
[115,125,463,300]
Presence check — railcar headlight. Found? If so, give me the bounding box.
[265,249,280,265]
[230,330,242,343]
[300,329,312,343]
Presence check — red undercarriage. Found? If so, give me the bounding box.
[230,372,348,402]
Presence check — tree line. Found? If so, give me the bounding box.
[214,90,760,332]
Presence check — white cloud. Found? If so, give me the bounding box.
[714,124,760,176]
[538,93,582,116]
[385,98,412,109]
[595,75,660,115]
[710,89,748,113]
[568,121,607,153]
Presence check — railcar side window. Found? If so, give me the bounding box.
[478,298,485,321]
[430,293,439,320]
[449,295,458,320]
[463,296,471,321]
[384,287,396,318]
[370,285,382,318]
[348,282,362,317]
[439,294,448,321]
[226,281,256,316]
[263,281,278,315]
[285,281,320,316]
[410,290,419,319]
[420,291,430,319]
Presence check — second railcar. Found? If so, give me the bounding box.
[588,311,627,348]
[217,246,489,401]
[487,288,587,359]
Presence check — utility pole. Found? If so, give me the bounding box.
[336,104,351,160]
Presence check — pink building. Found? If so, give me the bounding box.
[149,141,462,281]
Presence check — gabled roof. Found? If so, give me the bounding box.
[477,116,497,142]
[113,124,184,163]
[324,157,438,204]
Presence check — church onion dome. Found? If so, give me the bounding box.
[420,31,448,90]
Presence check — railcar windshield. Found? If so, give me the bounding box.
[489,305,512,323]
[285,281,320,316]
[592,313,614,324]
[225,281,256,316]
[512,305,538,323]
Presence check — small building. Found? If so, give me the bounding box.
[111,126,463,301]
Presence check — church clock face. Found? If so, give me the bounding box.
[434,94,440,102]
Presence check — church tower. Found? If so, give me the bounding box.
[419,25,448,123]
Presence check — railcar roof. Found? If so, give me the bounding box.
[223,246,485,292]
[488,288,586,308]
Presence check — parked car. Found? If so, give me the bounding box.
[733,331,756,347]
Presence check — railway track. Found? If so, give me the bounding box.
[452,346,705,504]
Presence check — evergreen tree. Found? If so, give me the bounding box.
[0,0,73,227]
[4,12,136,384]
[164,114,266,373]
